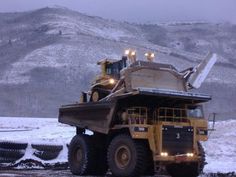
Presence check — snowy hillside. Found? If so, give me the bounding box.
[0,117,235,173]
[0,7,235,118]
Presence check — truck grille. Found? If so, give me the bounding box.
[162,125,193,155]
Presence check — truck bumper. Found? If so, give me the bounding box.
[154,155,200,163]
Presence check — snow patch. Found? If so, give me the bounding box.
[202,120,236,173]
[205,65,236,84]
[0,117,75,143]
[42,13,135,41]
[170,41,184,50]
[0,44,83,84]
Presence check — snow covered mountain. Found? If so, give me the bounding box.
[0,7,235,118]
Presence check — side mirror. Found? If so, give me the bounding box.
[208,112,217,131]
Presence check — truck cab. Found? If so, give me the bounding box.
[89,57,127,102]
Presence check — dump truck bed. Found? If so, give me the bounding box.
[59,100,117,134]
[59,89,211,134]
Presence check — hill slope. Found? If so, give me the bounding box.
[0,7,235,118]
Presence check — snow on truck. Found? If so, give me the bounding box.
[58,49,217,177]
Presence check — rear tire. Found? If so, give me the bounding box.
[107,134,148,177]
[68,135,95,175]
[198,142,206,173]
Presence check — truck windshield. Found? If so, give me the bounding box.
[106,64,120,76]
[106,58,127,78]
[187,105,203,118]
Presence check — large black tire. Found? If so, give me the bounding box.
[0,148,25,159]
[31,144,63,152]
[0,141,28,150]
[107,134,148,177]
[68,135,95,175]
[90,89,100,102]
[0,157,17,163]
[33,150,60,161]
[90,88,109,102]
[198,142,206,173]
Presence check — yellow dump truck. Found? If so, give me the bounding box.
[59,50,217,177]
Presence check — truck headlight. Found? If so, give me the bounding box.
[161,152,168,157]
[109,78,115,84]
[186,153,194,157]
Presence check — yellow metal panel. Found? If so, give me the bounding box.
[130,69,185,91]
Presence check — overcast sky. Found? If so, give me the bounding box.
[0,0,236,24]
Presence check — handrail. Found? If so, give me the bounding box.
[156,107,189,122]
[127,107,148,125]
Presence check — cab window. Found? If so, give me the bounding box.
[187,105,203,118]
[106,64,119,75]
[106,60,126,78]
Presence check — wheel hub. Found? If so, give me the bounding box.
[115,145,131,169]
[75,148,83,162]
[92,91,99,102]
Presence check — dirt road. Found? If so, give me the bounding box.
[0,170,168,177]
[0,170,235,177]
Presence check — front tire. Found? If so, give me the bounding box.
[90,87,110,102]
[68,135,95,175]
[91,90,100,102]
[107,134,148,177]
[198,142,206,173]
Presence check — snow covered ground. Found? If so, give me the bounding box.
[0,117,235,173]
[0,117,74,144]
[202,120,236,173]
[0,117,75,165]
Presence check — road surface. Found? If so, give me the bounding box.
[0,170,170,177]
[0,170,235,177]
